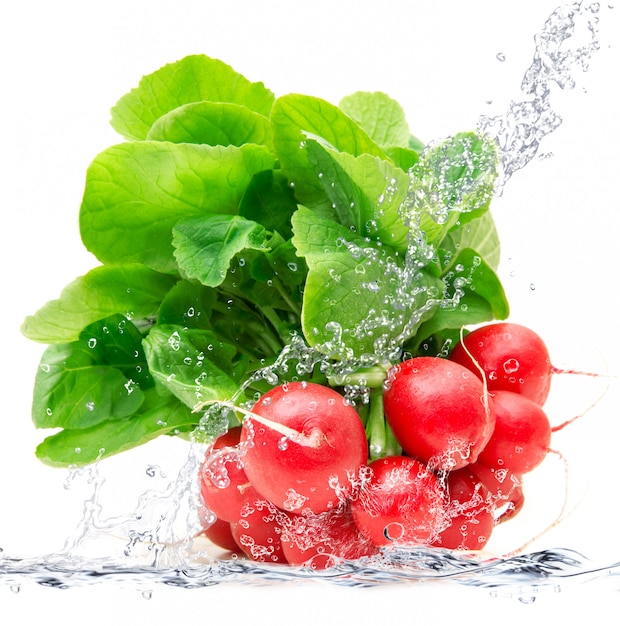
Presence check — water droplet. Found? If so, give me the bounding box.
[384,522,405,541]
[85,401,95,412]
[40,363,51,373]
[168,331,181,351]
[503,358,520,374]
[124,379,139,394]
[87,338,97,349]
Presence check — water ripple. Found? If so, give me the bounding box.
[2,548,619,596]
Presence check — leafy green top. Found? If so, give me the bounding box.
[22,54,508,467]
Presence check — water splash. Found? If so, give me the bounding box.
[478,0,605,192]
[2,547,620,598]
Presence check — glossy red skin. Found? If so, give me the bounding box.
[230,499,288,564]
[383,357,495,470]
[240,382,368,514]
[467,461,524,524]
[199,426,261,522]
[477,390,551,474]
[350,456,445,547]
[431,468,495,551]
[201,517,241,553]
[281,505,379,569]
[449,322,552,406]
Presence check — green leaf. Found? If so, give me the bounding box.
[147,101,273,149]
[271,94,387,210]
[79,142,274,273]
[292,208,440,357]
[173,214,269,287]
[383,146,419,171]
[250,233,306,288]
[413,247,509,348]
[338,91,411,148]
[409,135,425,152]
[143,325,243,409]
[406,131,499,245]
[325,148,411,252]
[158,280,217,330]
[79,314,154,389]
[32,342,145,430]
[239,169,298,239]
[21,264,177,343]
[441,210,502,271]
[111,55,275,141]
[35,390,197,467]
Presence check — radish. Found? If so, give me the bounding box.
[477,390,552,474]
[201,517,241,553]
[230,499,288,563]
[383,357,495,470]
[280,505,379,569]
[431,468,495,551]
[350,456,445,546]
[449,322,552,406]
[240,382,368,514]
[199,426,261,523]
[467,461,524,523]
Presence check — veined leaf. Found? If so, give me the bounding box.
[406,132,499,245]
[339,91,411,148]
[173,214,269,287]
[35,390,196,467]
[111,55,274,140]
[21,264,177,343]
[143,325,242,409]
[80,142,274,273]
[271,94,387,211]
[147,101,273,149]
[292,207,440,358]
[32,343,144,430]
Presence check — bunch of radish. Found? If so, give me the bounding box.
[199,322,557,567]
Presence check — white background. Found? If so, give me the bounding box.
[1,0,619,622]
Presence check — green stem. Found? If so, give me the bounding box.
[328,364,390,389]
[356,400,370,429]
[384,418,402,457]
[367,389,386,461]
[366,389,402,460]
[271,276,302,318]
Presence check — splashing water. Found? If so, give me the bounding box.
[478,0,604,193]
[2,0,616,598]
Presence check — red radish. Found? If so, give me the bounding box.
[494,484,525,524]
[431,468,494,551]
[230,499,288,563]
[199,426,261,523]
[383,357,495,470]
[240,382,368,514]
[201,517,241,553]
[477,390,551,474]
[467,461,524,523]
[450,322,552,406]
[281,505,379,569]
[350,456,445,547]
